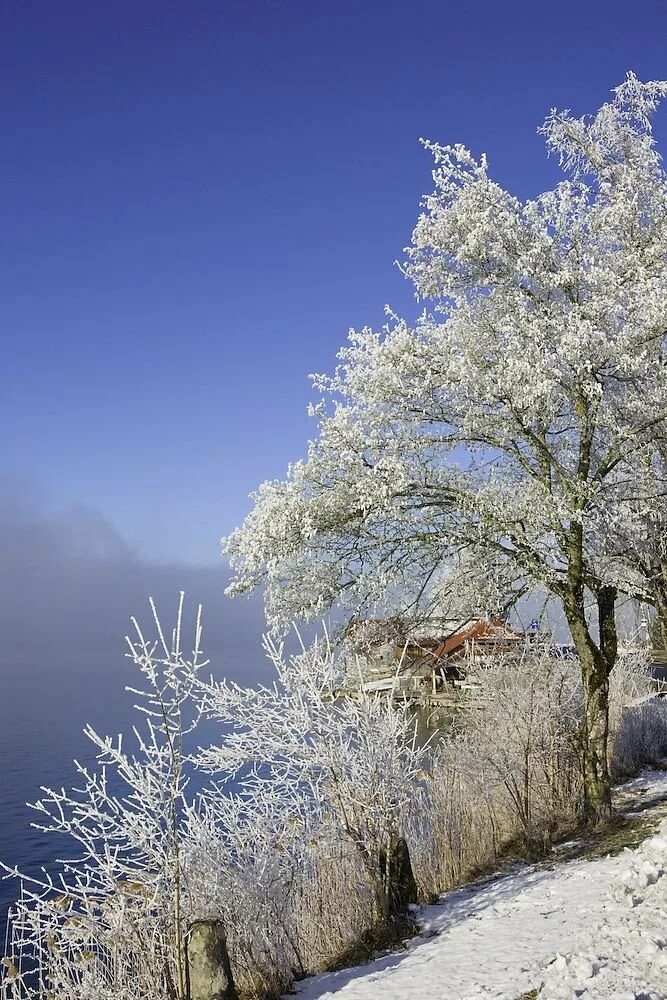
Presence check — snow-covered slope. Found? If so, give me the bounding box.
[290,770,667,1000]
[539,810,667,998]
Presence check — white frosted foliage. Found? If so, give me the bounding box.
[225,74,667,634]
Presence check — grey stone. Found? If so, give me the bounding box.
[186,920,236,1000]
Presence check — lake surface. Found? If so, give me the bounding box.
[0,538,276,953]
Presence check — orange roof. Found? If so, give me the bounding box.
[347,615,524,660]
[430,617,523,661]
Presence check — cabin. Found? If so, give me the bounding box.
[345,615,525,699]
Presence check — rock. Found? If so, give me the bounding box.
[186,920,236,1000]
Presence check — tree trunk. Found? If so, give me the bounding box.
[378,836,418,920]
[650,575,667,653]
[564,585,617,825]
[579,645,612,822]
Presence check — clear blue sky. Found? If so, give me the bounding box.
[3,0,667,564]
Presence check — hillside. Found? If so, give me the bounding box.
[291,770,667,1000]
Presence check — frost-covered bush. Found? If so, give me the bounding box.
[611,697,667,778]
[609,645,655,725]
[194,632,429,925]
[608,645,667,776]
[408,733,510,898]
[457,646,583,840]
[395,644,585,901]
[412,643,667,900]
[183,788,312,997]
[1,595,210,1000]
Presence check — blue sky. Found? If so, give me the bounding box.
[3,0,667,565]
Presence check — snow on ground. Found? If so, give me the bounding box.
[290,769,667,1000]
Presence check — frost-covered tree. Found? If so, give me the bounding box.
[195,634,428,921]
[225,75,667,822]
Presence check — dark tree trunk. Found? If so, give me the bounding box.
[653,610,667,651]
[564,585,617,825]
[650,573,667,652]
[378,836,418,920]
[579,642,612,822]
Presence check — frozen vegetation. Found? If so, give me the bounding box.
[1,597,667,999]
[4,72,667,999]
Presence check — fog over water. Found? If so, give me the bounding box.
[0,477,269,942]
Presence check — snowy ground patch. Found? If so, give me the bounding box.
[288,770,667,1000]
[538,812,667,997]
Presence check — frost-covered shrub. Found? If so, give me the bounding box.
[183,788,316,997]
[608,645,655,726]
[457,647,583,839]
[408,734,511,898]
[194,632,429,926]
[1,595,210,1000]
[608,645,667,777]
[412,644,666,900]
[611,697,667,777]
[398,645,585,900]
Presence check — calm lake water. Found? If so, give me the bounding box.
[0,539,275,952]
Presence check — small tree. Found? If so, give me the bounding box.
[194,634,427,923]
[225,74,667,822]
